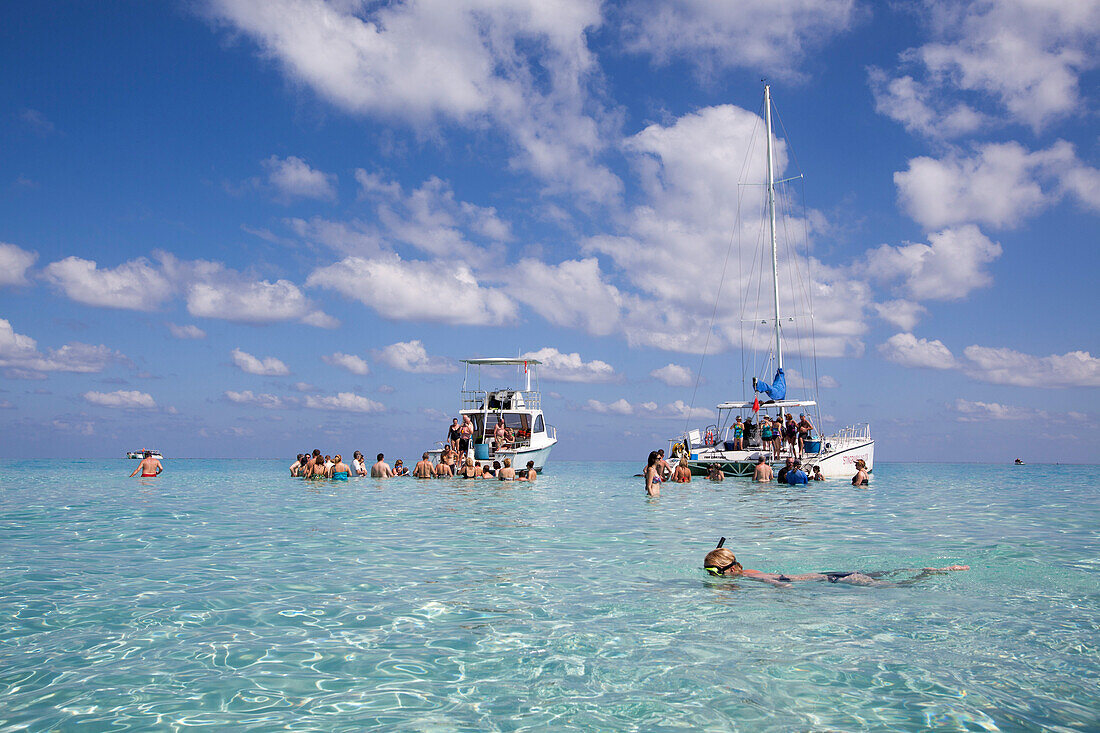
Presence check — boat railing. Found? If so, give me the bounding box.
[831,423,871,441]
[461,389,542,411]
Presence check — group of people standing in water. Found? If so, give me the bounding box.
[290,447,537,481]
[644,450,869,496]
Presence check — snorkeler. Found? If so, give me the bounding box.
[703,538,968,588]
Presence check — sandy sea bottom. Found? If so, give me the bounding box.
[1,460,1098,731]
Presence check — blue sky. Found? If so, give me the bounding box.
[1,1,1097,461]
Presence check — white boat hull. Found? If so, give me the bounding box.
[428,438,558,473]
[685,437,873,479]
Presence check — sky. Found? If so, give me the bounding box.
[1,0,1097,462]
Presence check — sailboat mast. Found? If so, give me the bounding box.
[764,84,783,375]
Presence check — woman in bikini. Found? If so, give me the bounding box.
[644,451,661,497]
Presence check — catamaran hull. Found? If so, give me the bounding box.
[685,439,874,479]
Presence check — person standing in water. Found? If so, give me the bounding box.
[371,453,393,478]
[413,453,433,478]
[644,451,661,497]
[852,459,869,486]
[330,455,352,480]
[519,460,536,481]
[129,450,163,478]
[752,455,773,482]
[707,463,725,482]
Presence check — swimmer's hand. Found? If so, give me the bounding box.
[922,565,969,572]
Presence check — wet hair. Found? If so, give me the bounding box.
[377,453,384,461]
[526,461,534,469]
[334,454,342,462]
[704,548,743,574]
[492,461,501,470]
[466,457,474,467]
[422,452,429,460]
[503,458,511,468]
[313,449,321,457]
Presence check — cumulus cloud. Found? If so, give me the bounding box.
[873,300,927,332]
[206,0,620,201]
[322,352,370,375]
[510,258,622,336]
[42,256,172,311]
[870,0,1100,132]
[786,369,839,389]
[225,390,285,408]
[867,68,985,139]
[0,243,37,286]
[263,155,337,201]
[961,345,1100,388]
[373,340,455,374]
[187,278,335,327]
[0,318,124,375]
[167,323,206,340]
[583,397,711,420]
[230,348,290,376]
[521,347,617,383]
[623,0,857,78]
[308,255,515,326]
[83,390,156,409]
[895,142,1100,230]
[865,226,1001,302]
[650,363,693,387]
[304,391,385,413]
[878,333,957,370]
[954,398,1036,422]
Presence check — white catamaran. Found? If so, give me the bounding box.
[428,358,558,472]
[674,85,874,479]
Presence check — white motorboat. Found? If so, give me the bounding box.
[674,84,874,479]
[428,358,558,472]
[126,449,163,460]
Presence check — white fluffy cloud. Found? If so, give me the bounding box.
[83,390,156,409]
[895,142,1100,230]
[304,391,385,413]
[954,398,1035,422]
[0,318,123,375]
[42,256,172,311]
[870,0,1100,132]
[231,348,290,376]
[308,255,515,326]
[322,352,370,375]
[207,0,620,201]
[583,397,711,420]
[510,258,622,336]
[867,68,985,139]
[187,278,335,327]
[878,333,957,370]
[521,347,617,383]
[650,363,693,387]
[373,340,455,374]
[873,300,927,332]
[0,243,37,286]
[167,323,206,340]
[961,345,1100,388]
[623,0,857,77]
[225,390,286,408]
[263,155,336,201]
[865,226,1001,302]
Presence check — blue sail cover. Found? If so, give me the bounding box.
[755,368,786,401]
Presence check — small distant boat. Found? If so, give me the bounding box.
[427,358,558,472]
[1014,458,1026,465]
[127,449,163,460]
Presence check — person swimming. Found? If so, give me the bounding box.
[703,538,968,588]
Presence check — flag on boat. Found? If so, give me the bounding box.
[752,397,760,413]
[755,368,786,401]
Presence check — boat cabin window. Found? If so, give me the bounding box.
[469,412,531,438]
[533,414,544,433]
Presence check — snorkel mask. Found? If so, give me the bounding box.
[705,537,740,576]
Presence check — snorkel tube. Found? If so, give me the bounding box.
[705,537,729,576]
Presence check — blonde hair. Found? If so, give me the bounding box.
[466,457,474,467]
[334,454,342,462]
[704,548,743,575]
[503,458,512,467]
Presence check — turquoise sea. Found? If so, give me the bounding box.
[1,460,1097,731]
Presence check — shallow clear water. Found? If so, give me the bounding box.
[1,460,1097,731]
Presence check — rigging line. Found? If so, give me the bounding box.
[799,173,824,431]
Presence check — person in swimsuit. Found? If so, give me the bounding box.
[644,451,661,497]
[732,417,744,450]
[447,418,461,452]
[458,416,473,457]
[776,457,794,484]
[519,460,536,481]
[371,453,393,478]
[330,454,352,480]
[130,451,163,478]
[655,449,672,481]
[461,457,477,478]
[810,465,824,481]
[672,460,692,483]
[497,458,516,480]
[852,459,869,486]
[434,458,453,477]
[703,541,968,588]
[785,415,799,457]
[290,454,303,477]
[797,414,814,455]
[392,459,408,476]
[413,453,434,479]
[351,451,367,476]
[752,455,773,482]
[707,463,724,482]
[761,418,773,454]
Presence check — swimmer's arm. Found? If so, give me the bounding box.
[129,466,140,477]
[742,569,792,588]
[921,565,969,572]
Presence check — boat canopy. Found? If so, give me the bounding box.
[461,358,542,366]
[716,399,817,410]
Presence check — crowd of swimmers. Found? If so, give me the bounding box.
[644,450,869,496]
[289,447,537,481]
